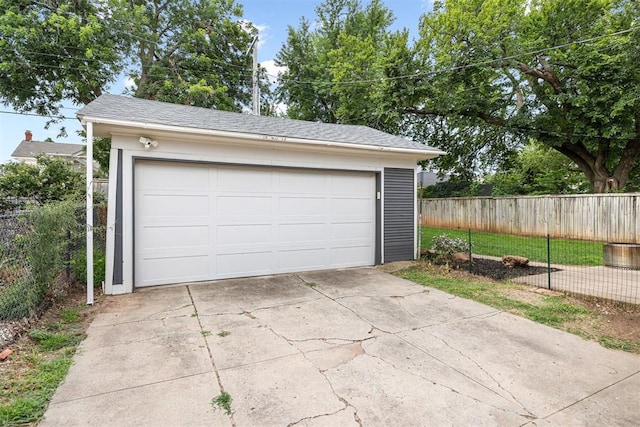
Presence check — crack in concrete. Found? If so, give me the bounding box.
[294,276,395,336]
[186,286,237,427]
[143,303,193,321]
[395,297,417,319]
[298,349,364,427]
[246,296,326,314]
[285,406,358,427]
[426,332,533,415]
[527,370,640,426]
[47,370,213,405]
[363,348,533,420]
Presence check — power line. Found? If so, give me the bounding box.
[0,110,76,120]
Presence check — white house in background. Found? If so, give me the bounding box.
[77,94,444,295]
[11,130,86,165]
[417,170,449,187]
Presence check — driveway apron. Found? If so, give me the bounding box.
[40,268,640,426]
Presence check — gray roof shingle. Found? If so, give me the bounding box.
[77,94,442,153]
[12,140,85,159]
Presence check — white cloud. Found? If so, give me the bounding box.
[261,59,287,84]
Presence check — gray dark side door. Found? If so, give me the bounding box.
[383,168,415,262]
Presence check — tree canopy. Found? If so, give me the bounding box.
[277,0,640,193]
[410,0,640,192]
[276,0,412,133]
[0,0,258,115]
[0,155,84,212]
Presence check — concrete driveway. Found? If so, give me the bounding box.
[41,268,640,426]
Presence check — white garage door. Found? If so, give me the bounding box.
[134,161,376,287]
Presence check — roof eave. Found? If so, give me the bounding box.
[78,114,445,159]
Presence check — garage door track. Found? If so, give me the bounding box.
[41,268,640,426]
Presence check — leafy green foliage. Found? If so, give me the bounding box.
[0,0,127,116]
[430,234,471,261]
[0,156,84,212]
[488,141,590,195]
[0,0,260,118]
[211,391,233,416]
[70,249,106,287]
[412,0,640,192]
[122,0,257,111]
[0,200,84,321]
[29,330,84,352]
[276,0,411,132]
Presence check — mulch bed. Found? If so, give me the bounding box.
[443,257,558,281]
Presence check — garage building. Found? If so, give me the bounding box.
[77,94,443,294]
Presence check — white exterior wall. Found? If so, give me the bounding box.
[104,131,419,294]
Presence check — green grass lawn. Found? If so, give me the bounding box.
[0,307,86,426]
[399,264,640,353]
[421,226,603,266]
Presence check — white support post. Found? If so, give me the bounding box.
[86,121,94,305]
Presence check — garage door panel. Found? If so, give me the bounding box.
[137,162,209,190]
[217,252,273,276]
[278,248,328,270]
[140,225,209,249]
[278,197,328,216]
[141,194,209,217]
[138,255,209,285]
[217,196,272,216]
[331,198,374,217]
[217,168,272,192]
[278,171,327,194]
[216,224,272,245]
[330,246,373,266]
[331,222,372,240]
[331,173,374,194]
[135,161,375,287]
[278,223,326,243]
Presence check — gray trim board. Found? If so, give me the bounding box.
[383,168,415,262]
[112,149,124,285]
[375,173,382,265]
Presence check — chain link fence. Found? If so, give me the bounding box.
[0,200,106,345]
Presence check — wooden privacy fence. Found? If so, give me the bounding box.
[420,194,640,243]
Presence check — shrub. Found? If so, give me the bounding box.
[430,234,472,262]
[71,250,106,287]
[0,199,84,321]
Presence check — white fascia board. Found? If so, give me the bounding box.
[79,116,445,159]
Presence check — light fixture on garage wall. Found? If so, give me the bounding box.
[139,137,158,150]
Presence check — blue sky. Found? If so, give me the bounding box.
[0,0,432,163]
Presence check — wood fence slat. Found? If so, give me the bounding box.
[420,194,639,243]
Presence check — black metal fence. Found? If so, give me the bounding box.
[421,227,639,305]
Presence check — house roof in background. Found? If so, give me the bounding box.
[77,94,444,155]
[11,140,85,159]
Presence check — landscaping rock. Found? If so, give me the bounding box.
[452,252,471,263]
[0,348,12,361]
[502,255,529,268]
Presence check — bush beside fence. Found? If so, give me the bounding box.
[0,200,106,322]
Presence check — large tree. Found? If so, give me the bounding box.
[0,0,258,116]
[276,0,412,133]
[410,0,640,192]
